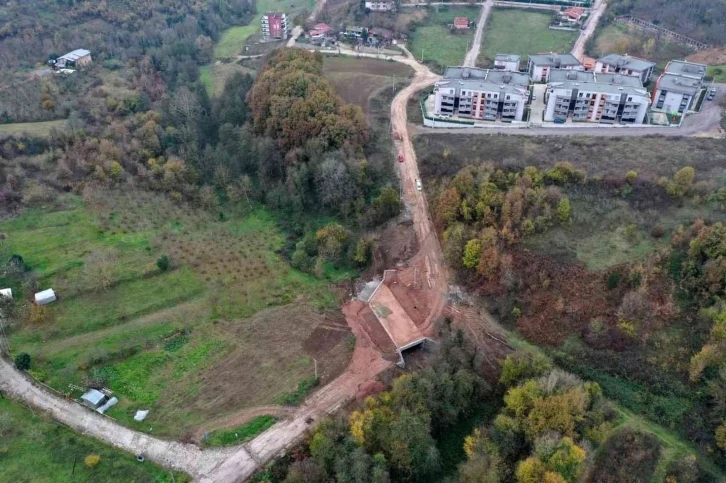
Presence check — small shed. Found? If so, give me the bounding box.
[35,289,56,305]
[81,389,108,410]
[0,288,12,299]
[453,17,470,29]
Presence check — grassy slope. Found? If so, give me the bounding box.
[479,8,578,65]
[214,0,315,58]
[0,119,67,138]
[408,7,478,71]
[0,398,188,482]
[1,193,341,438]
[204,415,278,447]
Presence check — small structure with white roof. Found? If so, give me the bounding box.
[34,289,57,305]
[51,49,92,69]
[0,288,12,299]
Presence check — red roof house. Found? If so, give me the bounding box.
[309,22,332,38]
[453,17,470,29]
[562,7,585,21]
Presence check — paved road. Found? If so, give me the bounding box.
[572,0,606,60]
[463,0,493,68]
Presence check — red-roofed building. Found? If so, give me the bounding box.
[453,17,470,29]
[562,7,585,22]
[309,23,332,39]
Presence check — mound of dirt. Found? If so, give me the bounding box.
[687,47,726,65]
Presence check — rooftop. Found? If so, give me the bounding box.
[439,66,529,95]
[598,53,655,72]
[664,60,707,79]
[528,53,582,67]
[548,69,649,97]
[495,54,521,62]
[59,49,90,61]
[658,73,702,95]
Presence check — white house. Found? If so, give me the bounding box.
[434,67,530,122]
[527,53,583,83]
[494,54,521,72]
[544,70,650,124]
[595,53,656,84]
[652,60,707,114]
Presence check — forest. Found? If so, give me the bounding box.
[607,0,726,45]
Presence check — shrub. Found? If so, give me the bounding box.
[607,271,621,290]
[156,255,170,271]
[650,224,665,239]
[84,454,101,468]
[625,170,638,185]
[14,352,31,370]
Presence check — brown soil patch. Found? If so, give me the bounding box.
[388,269,433,330]
[369,281,425,348]
[687,47,726,65]
[372,221,419,273]
[351,301,399,360]
[182,305,353,418]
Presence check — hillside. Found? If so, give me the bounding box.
[608,0,726,45]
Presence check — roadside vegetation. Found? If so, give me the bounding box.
[204,415,278,447]
[479,9,578,67]
[0,398,187,482]
[407,6,479,72]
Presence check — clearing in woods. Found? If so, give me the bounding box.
[322,57,414,115]
[479,8,578,66]
[0,119,67,138]
[0,191,354,439]
[200,63,256,96]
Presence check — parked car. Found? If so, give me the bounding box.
[707,88,716,101]
[532,94,536,101]
[416,179,422,191]
[398,153,404,163]
[554,118,566,124]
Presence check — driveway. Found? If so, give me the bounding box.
[463,0,493,68]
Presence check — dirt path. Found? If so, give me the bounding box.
[572,0,606,60]
[463,0,492,68]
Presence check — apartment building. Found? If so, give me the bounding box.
[434,67,530,122]
[527,53,583,82]
[494,54,521,72]
[652,60,707,113]
[595,54,656,84]
[544,70,650,124]
[262,13,288,39]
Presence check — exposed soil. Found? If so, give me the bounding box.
[372,220,419,273]
[352,301,400,360]
[688,47,726,65]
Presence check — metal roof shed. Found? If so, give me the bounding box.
[0,288,12,299]
[81,389,108,409]
[35,289,57,305]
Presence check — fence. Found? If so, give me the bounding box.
[614,16,709,51]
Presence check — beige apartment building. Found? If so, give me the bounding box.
[434,67,530,122]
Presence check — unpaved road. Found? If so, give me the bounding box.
[572,0,606,60]
[463,0,493,68]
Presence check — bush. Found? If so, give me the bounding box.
[84,454,101,468]
[607,271,621,290]
[156,255,170,271]
[14,352,31,371]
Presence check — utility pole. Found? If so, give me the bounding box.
[313,358,318,379]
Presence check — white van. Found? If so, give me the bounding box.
[416,179,422,191]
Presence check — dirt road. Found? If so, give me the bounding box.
[572,0,606,60]
[462,0,493,68]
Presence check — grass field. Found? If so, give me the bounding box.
[200,63,256,97]
[588,24,694,73]
[204,415,277,447]
[407,7,478,72]
[1,191,353,439]
[479,8,578,66]
[707,64,726,82]
[0,398,187,482]
[323,57,413,115]
[214,0,314,58]
[0,119,66,138]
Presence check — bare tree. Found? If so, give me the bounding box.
[83,249,119,292]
